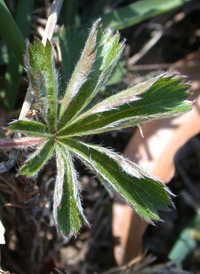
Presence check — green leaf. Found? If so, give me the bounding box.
[168,213,200,267]
[58,0,190,92]
[0,43,8,65]
[31,71,50,124]
[106,60,126,86]
[0,0,25,64]
[58,74,191,137]
[4,54,23,112]
[58,20,125,128]
[96,0,191,31]
[25,39,58,132]
[81,0,112,23]
[59,0,80,27]
[58,19,101,125]
[58,138,173,223]
[4,0,34,112]
[8,120,51,137]
[54,146,89,236]
[168,228,197,267]
[59,27,89,85]
[19,139,55,177]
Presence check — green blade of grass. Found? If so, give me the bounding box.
[81,0,112,24]
[4,0,34,111]
[0,43,8,65]
[59,0,80,27]
[99,0,191,31]
[0,0,25,64]
[4,53,23,111]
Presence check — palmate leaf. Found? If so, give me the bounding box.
[58,74,191,137]
[25,39,58,132]
[2,19,192,237]
[54,146,89,236]
[58,138,174,223]
[58,21,125,128]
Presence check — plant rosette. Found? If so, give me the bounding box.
[0,19,191,237]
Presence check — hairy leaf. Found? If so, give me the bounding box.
[0,137,46,149]
[58,19,101,124]
[25,39,58,131]
[58,138,173,223]
[59,0,190,83]
[8,120,51,137]
[54,147,89,236]
[59,27,88,85]
[58,19,125,128]
[19,139,55,176]
[58,74,191,137]
[0,18,192,237]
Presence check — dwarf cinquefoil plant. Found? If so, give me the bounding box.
[0,19,191,236]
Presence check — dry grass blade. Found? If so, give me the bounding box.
[42,0,63,46]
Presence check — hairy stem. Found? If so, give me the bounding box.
[0,137,46,149]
